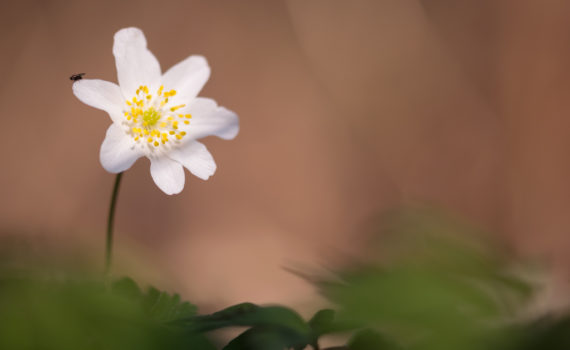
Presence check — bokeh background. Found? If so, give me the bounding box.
[1,0,569,311]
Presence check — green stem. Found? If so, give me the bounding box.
[105,172,123,276]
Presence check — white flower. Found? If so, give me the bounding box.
[73,27,239,195]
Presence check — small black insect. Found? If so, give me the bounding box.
[69,73,85,81]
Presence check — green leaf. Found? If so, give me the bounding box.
[0,275,214,350]
[141,286,197,322]
[181,302,310,337]
[315,210,536,350]
[308,308,359,337]
[348,329,402,350]
[511,316,570,350]
[111,277,142,299]
[175,303,312,349]
[111,277,197,323]
[309,309,336,335]
[223,326,308,350]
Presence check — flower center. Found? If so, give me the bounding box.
[142,107,161,127]
[123,85,192,148]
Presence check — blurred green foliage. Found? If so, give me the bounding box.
[0,275,214,350]
[315,210,535,350]
[179,302,311,350]
[0,210,568,349]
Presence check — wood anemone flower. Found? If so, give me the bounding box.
[73,27,239,194]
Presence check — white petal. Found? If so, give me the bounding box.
[161,55,210,105]
[168,141,216,180]
[72,79,124,123]
[150,156,185,195]
[183,98,239,140]
[100,124,143,173]
[113,27,161,97]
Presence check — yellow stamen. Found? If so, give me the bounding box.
[169,104,185,112]
[124,85,192,147]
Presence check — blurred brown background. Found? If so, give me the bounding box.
[1,0,569,310]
